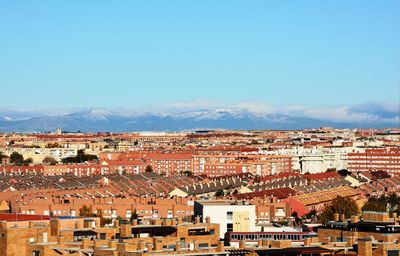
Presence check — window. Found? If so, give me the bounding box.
[227,211,233,221]
[210,229,215,235]
[227,223,233,232]
[32,252,40,256]
[100,233,106,240]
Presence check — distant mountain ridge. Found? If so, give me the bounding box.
[0,108,395,132]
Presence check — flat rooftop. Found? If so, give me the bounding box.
[196,200,253,206]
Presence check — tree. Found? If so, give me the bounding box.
[10,152,24,166]
[363,193,400,214]
[116,215,124,223]
[291,211,302,226]
[320,196,359,224]
[183,170,193,176]
[103,218,112,226]
[130,209,139,222]
[23,158,33,166]
[79,205,94,217]
[42,156,58,165]
[45,142,60,148]
[62,149,98,164]
[215,189,224,197]
[95,208,113,227]
[78,205,112,227]
[0,152,6,163]
[145,165,153,173]
[304,210,317,220]
[387,193,400,213]
[362,197,387,212]
[338,169,351,176]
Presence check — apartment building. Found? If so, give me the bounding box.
[348,147,400,173]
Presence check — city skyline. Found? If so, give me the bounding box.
[1,0,399,110]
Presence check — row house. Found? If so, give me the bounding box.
[42,164,102,176]
[100,159,147,175]
[15,196,196,220]
[1,165,44,175]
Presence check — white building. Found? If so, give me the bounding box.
[194,200,258,239]
[273,146,352,174]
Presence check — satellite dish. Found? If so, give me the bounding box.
[29,237,35,243]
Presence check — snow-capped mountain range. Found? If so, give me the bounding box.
[0,107,396,132]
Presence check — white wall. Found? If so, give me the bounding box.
[197,203,258,238]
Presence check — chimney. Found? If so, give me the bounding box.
[334,213,339,222]
[358,239,373,256]
[217,241,224,252]
[192,241,198,250]
[94,239,103,248]
[116,243,126,254]
[57,236,65,248]
[137,240,146,251]
[271,240,291,249]
[108,240,117,249]
[325,236,332,246]
[304,238,312,246]
[346,236,355,247]
[205,216,211,224]
[153,237,163,251]
[376,243,388,256]
[0,221,7,231]
[81,237,91,250]
[75,221,82,229]
[120,224,132,238]
[351,215,360,223]
[195,216,201,224]
[262,239,270,247]
[177,217,183,225]
[171,218,177,226]
[175,241,181,251]
[340,213,345,221]
[392,212,398,224]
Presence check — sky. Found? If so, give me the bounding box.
[0,1,399,112]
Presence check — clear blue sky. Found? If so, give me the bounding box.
[0,0,399,109]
